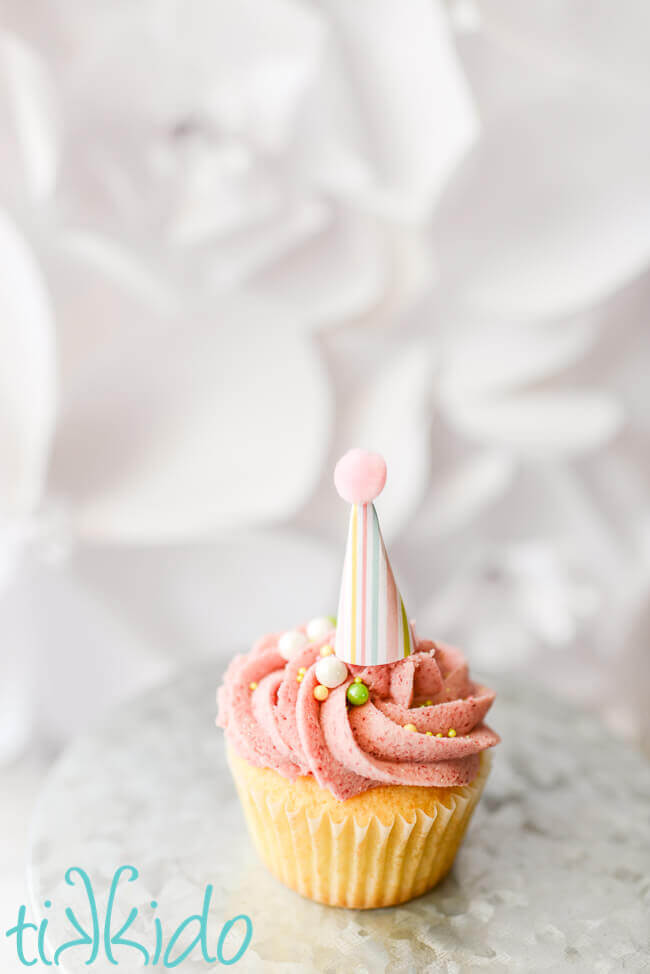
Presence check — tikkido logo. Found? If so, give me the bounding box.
[5,866,253,968]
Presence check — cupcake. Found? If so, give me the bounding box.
[217,449,499,909]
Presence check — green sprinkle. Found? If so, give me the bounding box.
[346,682,369,706]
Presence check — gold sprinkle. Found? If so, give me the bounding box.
[354,676,363,684]
[313,684,329,702]
[435,733,443,738]
[298,667,306,675]
[296,674,304,683]
[425,731,433,736]
[249,682,258,691]
[404,723,418,733]
[448,728,457,737]
[426,699,432,706]
[320,644,334,657]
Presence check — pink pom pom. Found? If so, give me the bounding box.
[334,449,387,504]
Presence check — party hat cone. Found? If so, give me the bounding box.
[334,449,414,666]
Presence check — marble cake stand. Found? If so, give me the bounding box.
[28,663,650,973]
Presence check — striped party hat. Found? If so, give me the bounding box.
[334,449,414,666]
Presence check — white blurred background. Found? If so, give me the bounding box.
[1,0,649,943]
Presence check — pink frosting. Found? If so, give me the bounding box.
[217,626,499,800]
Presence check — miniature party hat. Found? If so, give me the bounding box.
[334,449,414,666]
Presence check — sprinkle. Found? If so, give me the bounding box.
[425,731,433,736]
[448,728,457,737]
[313,684,329,702]
[354,676,363,684]
[306,616,333,641]
[298,667,306,675]
[278,630,308,661]
[320,644,334,657]
[296,674,304,683]
[316,656,348,688]
[346,681,369,706]
[249,682,258,691]
[426,699,432,706]
[435,733,443,738]
[404,723,418,733]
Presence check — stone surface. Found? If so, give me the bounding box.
[0,753,50,974]
[29,664,650,972]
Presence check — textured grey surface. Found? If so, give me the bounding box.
[29,664,650,973]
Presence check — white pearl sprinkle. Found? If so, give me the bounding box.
[306,616,333,642]
[278,630,308,661]
[315,655,348,689]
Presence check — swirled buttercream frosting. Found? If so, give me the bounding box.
[217,624,499,800]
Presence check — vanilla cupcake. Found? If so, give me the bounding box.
[216,450,499,908]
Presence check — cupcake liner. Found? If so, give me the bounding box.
[228,749,491,909]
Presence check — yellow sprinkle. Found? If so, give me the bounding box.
[435,733,443,738]
[448,728,457,737]
[426,699,432,706]
[313,684,329,702]
[354,676,363,684]
[404,723,418,733]
[296,674,304,683]
[298,667,306,675]
[425,731,433,736]
[320,644,334,657]
[249,682,258,691]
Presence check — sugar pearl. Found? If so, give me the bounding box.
[278,630,308,661]
[307,617,333,641]
[448,728,457,737]
[315,655,348,689]
[320,644,334,657]
[249,682,258,691]
[346,682,369,706]
[313,684,329,702]
[425,731,433,736]
[404,723,418,733]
